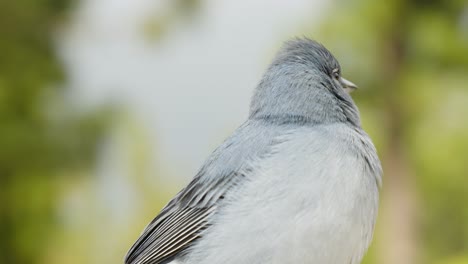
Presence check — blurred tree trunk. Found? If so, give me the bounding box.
[380,140,419,264]
[378,11,419,264]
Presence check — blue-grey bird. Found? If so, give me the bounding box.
[124,38,382,264]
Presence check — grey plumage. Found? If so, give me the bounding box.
[125,38,382,264]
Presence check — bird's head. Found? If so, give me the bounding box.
[250,38,361,127]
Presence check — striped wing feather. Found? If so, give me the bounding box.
[125,172,243,264]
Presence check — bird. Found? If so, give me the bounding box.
[124,38,382,264]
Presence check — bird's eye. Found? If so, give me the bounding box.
[332,68,340,79]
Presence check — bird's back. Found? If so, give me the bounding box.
[125,119,297,264]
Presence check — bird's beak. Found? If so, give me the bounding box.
[339,77,358,93]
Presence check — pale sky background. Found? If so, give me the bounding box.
[60,0,328,185]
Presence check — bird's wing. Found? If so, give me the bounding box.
[125,121,284,264]
[124,171,245,264]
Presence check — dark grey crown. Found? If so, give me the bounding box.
[271,38,341,76]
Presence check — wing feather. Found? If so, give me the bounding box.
[124,174,238,264]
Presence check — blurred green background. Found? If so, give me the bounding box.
[1,0,467,263]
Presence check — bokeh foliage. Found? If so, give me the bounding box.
[0,1,108,263]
